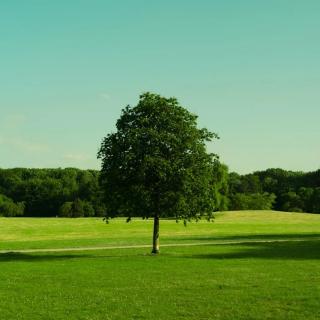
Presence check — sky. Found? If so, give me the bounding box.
[0,0,319,174]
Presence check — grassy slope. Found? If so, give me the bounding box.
[1,211,320,250]
[0,211,320,320]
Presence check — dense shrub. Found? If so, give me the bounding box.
[59,202,73,217]
[230,193,276,210]
[59,199,95,217]
[0,194,25,217]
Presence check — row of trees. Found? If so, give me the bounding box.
[0,166,319,217]
[0,168,105,217]
[227,169,320,213]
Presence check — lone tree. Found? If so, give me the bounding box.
[98,93,219,254]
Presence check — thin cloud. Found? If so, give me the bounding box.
[63,153,92,161]
[2,114,27,130]
[62,153,99,169]
[99,92,111,100]
[0,136,51,153]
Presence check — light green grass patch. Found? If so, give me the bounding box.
[0,211,320,319]
[0,210,320,250]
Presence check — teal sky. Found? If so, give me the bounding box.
[1,0,319,173]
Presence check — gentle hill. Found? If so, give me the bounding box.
[0,210,319,319]
[1,210,320,251]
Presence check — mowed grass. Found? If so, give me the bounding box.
[0,211,320,319]
[1,211,320,250]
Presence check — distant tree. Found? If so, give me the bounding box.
[59,198,94,217]
[59,202,73,217]
[0,194,24,217]
[98,92,219,253]
[212,162,229,211]
[228,172,242,195]
[281,191,303,212]
[0,168,103,217]
[239,174,262,194]
[230,193,276,210]
[303,169,320,188]
[262,176,278,194]
[298,187,314,213]
[83,201,95,217]
[71,198,85,217]
[311,188,320,213]
[93,203,107,217]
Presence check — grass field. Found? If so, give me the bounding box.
[0,211,320,319]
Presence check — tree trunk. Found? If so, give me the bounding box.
[151,214,160,254]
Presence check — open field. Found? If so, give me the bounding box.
[0,211,320,319]
[1,211,320,251]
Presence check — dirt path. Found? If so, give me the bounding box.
[1,237,319,254]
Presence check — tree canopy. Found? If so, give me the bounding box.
[98,92,220,253]
[0,166,319,218]
[0,168,104,217]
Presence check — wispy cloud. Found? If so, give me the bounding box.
[0,136,51,153]
[63,153,92,162]
[2,114,27,130]
[99,92,111,100]
[62,152,99,169]
[0,113,51,153]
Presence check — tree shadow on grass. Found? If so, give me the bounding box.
[2,234,320,262]
[182,240,320,260]
[0,251,149,262]
[168,233,320,242]
[0,252,88,262]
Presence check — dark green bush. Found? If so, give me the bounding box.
[230,193,276,210]
[0,194,25,217]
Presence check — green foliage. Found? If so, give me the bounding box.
[98,92,219,221]
[212,162,229,211]
[93,203,107,217]
[228,169,320,213]
[59,199,95,217]
[312,188,320,213]
[0,194,24,217]
[59,202,73,217]
[83,201,95,217]
[230,193,276,210]
[296,187,320,213]
[0,162,319,217]
[71,198,85,217]
[281,191,303,213]
[0,168,102,217]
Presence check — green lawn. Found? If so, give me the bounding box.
[0,211,320,319]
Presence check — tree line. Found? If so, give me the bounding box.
[0,168,105,217]
[227,168,320,213]
[0,166,319,217]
